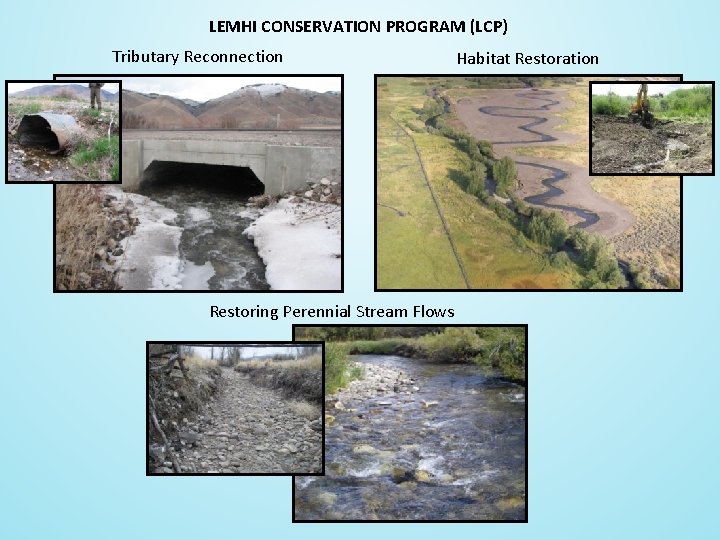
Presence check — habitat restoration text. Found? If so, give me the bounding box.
[458,51,600,65]
[210,305,456,321]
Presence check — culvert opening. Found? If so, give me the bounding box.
[140,161,265,196]
[17,114,68,154]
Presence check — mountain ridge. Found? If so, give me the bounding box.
[122,83,341,129]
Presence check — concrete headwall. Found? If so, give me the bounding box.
[264,146,341,194]
[122,139,340,195]
[121,140,143,191]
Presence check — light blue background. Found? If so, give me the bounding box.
[1,0,717,537]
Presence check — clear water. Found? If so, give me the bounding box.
[294,355,526,521]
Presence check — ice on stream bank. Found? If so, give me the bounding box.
[243,197,341,290]
[105,187,212,290]
[105,187,339,291]
[109,188,187,290]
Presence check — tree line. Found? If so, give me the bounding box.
[592,84,712,121]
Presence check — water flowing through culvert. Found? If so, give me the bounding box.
[140,184,268,290]
[118,162,269,290]
[294,355,526,521]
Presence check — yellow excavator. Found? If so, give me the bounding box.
[629,83,655,128]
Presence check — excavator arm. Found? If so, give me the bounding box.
[629,83,654,128]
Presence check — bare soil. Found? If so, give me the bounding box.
[592,116,712,174]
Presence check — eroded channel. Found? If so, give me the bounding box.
[294,355,526,521]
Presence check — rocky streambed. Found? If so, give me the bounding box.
[152,368,322,474]
[294,355,526,521]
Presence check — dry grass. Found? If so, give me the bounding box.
[288,399,320,419]
[55,185,112,290]
[592,176,681,288]
[235,355,322,403]
[184,356,219,370]
[240,355,322,371]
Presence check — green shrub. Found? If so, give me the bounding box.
[418,327,482,363]
[628,262,651,289]
[592,93,629,116]
[70,135,119,181]
[526,209,568,249]
[325,343,361,395]
[550,251,572,269]
[80,108,101,120]
[492,157,517,196]
[474,328,526,383]
[71,135,118,165]
[418,97,444,121]
[466,163,487,197]
[654,84,712,121]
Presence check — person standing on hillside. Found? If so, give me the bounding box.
[89,82,104,110]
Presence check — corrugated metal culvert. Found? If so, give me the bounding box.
[17,112,80,154]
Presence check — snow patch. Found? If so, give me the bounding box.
[243,198,340,290]
[149,255,184,290]
[181,261,214,290]
[230,84,287,98]
[116,192,185,290]
[238,207,260,220]
[252,83,286,96]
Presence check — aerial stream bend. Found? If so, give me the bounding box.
[476,90,599,228]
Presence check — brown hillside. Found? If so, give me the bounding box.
[197,85,341,129]
[122,84,341,130]
[130,99,200,129]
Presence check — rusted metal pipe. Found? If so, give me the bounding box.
[17,112,80,154]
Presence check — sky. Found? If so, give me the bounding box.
[592,83,707,96]
[53,76,341,101]
[8,82,120,94]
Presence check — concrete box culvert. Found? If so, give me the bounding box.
[17,112,80,154]
[140,160,265,196]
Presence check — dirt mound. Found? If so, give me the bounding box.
[592,116,712,174]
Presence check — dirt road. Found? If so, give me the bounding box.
[454,89,634,237]
[172,368,322,473]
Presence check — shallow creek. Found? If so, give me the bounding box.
[116,183,268,290]
[294,355,526,521]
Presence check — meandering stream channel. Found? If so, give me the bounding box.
[294,355,526,521]
[478,90,600,228]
